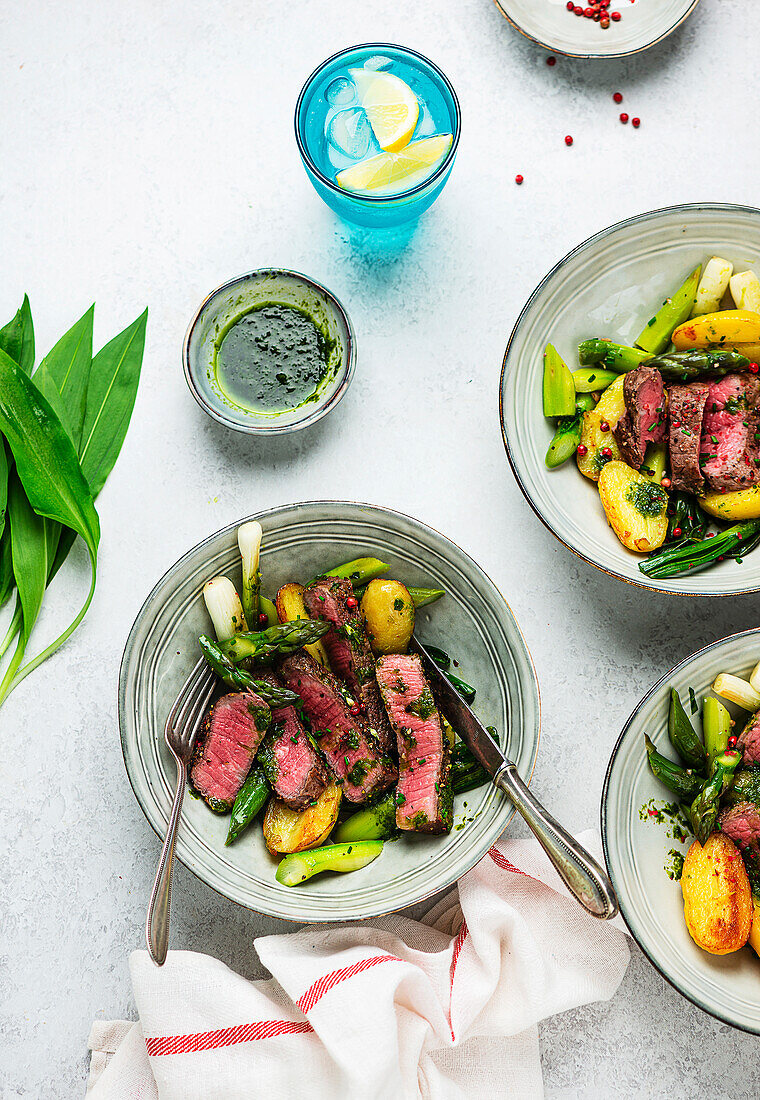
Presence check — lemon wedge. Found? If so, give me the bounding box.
[349,67,419,152]
[335,134,453,196]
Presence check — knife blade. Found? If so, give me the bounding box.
[409,636,619,920]
[410,636,510,777]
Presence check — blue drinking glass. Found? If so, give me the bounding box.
[295,43,461,229]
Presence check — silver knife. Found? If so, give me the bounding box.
[410,637,619,920]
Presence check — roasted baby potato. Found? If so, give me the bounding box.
[361,578,415,655]
[748,897,760,959]
[681,832,753,954]
[597,461,668,553]
[263,781,341,854]
[275,582,329,666]
[672,309,760,350]
[576,373,626,481]
[701,486,760,522]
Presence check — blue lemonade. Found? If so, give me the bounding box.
[296,44,460,228]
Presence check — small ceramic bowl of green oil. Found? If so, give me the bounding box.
[184,269,355,434]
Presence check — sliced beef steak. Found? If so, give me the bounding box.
[278,652,395,803]
[612,366,667,469]
[719,801,760,853]
[190,692,271,812]
[667,382,709,493]
[700,374,760,492]
[303,576,395,756]
[255,671,329,811]
[737,709,760,766]
[375,654,452,835]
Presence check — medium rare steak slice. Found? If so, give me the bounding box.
[668,382,709,492]
[719,801,760,853]
[303,576,395,756]
[375,654,452,835]
[278,652,395,803]
[737,709,760,766]
[612,366,667,469]
[255,671,329,811]
[190,692,271,812]
[700,374,760,492]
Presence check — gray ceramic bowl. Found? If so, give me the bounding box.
[492,0,701,59]
[500,202,760,597]
[119,501,540,923]
[183,269,355,435]
[602,628,760,1034]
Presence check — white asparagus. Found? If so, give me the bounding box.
[729,270,760,315]
[691,256,734,317]
[712,672,760,712]
[202,576,247,641]
[749,659,760,693]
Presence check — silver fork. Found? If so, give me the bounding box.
[146,657,216,965]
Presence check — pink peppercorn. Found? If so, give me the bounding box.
[632,117,640,128]
[620,113,629,123]
[611,9,621,19]
[515,174,524,184]
[613,92,623,103]
[565,134,573,146]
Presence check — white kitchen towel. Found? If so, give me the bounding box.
[87,830,629,1100]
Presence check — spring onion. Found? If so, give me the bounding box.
[238,520,263,625]
[202,576,247,641]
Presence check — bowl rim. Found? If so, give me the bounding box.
[293,42,461,204]
[600,625,760,1035]
[491,0,703,60]
[183,267,357,436]
[118,499,542,922]
[499,200,760,598]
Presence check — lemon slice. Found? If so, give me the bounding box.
[349,67,419,152]
[335,134,453,196]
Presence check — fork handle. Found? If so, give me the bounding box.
[146,760,187,965]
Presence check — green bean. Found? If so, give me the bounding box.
[668,688,707,771]
[225,767,269,845]
[319,557,389,586]
[640,521,760,579]
[407,586,445,607]
[644,735,702,800]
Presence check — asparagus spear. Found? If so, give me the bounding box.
[640,521,760,579]
[545,394,596,470]
[688,750,741,844]
[198,635,300,707]
[578,339,650,372]
[219,619,330,664]
[635,266,702,355]
[275,841,384,886]
[543,344,575,417]
[702,696,731,761]
[644,347,749,380]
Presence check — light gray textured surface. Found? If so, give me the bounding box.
[2,1,759,1096]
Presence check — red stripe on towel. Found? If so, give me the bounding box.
[146,1019,313,1057]
[488,846,532,877]
[297,954,402,1013]
[448,918,468,1041]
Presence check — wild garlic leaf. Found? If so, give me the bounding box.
[80,308,147,496]
[33,304,94,450]
[0,295,34,375]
